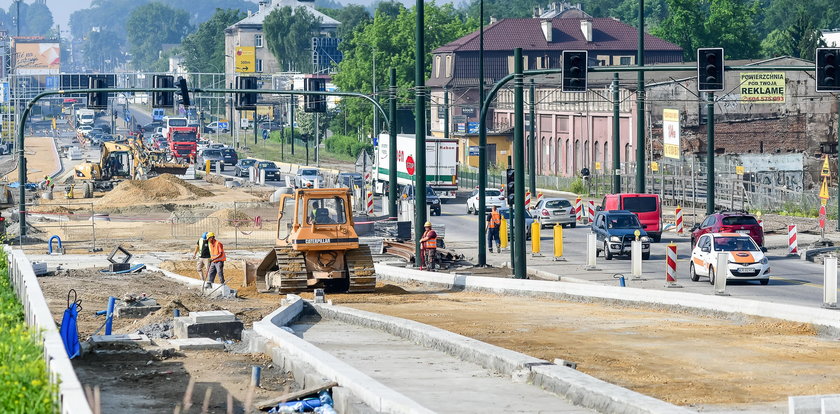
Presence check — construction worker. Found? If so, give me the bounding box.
[192,232,211,283]
[205,232,226,287]
[40,175,54,191]
[419,221,438,271]
[486,205,502,253]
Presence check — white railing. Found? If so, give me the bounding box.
[4,247,92,414]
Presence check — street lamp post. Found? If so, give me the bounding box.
[477,0,488,266]
[414,0,427,263]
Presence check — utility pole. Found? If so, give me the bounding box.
[414,0,427,263]
[635,0,646,193]
[706,92,715,215]
[477,0,488,266]
[388,68,398,219]
[528,79,536,198]
[612,73,621,193]
[513,48,526,280]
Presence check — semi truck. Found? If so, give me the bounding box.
[373,134,458,202]
[76,109,95,126]
[167,126,199,162]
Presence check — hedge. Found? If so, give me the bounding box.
[323,135,372,158]
[0,252,56,413]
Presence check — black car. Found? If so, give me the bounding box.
[256,161,281,181]
[336,172,364,189]
[197,149,226,171]
[234,159,258,177]
[221,148,238,166]
[400,185,441,216]
[592,210,651,260]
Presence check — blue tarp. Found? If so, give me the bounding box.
[59,290,81,359]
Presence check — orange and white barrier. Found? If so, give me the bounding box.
[587,200,596,223]
[525,191,531,209]
[537,192,544,204]
[366,191,374,215]
[575,197,582,222]
[675,206,683,234]
[788,224,798,255]
[665,243,681,288]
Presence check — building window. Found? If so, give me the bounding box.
[256,59,263,73]
[445,55,453,78]
[435,56,442,78]
[255,34,263,48]
[618,56,634,65]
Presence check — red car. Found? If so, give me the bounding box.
[691,211,764,247]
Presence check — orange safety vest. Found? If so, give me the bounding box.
[488,211,501,228]
[209,240,226,262]
[422,230,437,249]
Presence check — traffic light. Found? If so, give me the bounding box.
[87,77,108,110]
[562,51,588,92]
[152,75,174,108]
[304,77,326,113]
[176,77,190,107]
[506,168,515,206]
[697,48,725,92]
[235,76,258,110]
[816,48,840,92]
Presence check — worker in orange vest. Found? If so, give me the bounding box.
[419,221,438,271]
[205,232,227,287]
[486,205,502,253]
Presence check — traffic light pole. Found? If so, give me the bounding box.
[513,48,527,280]
[706,92,715,215]
[529,79,536,199]
[477,0,487,267]
[389,68,398,219]
[836,94,839,231]
[636,0,646,194]
[612,73,621,193]
[415,0,427,264]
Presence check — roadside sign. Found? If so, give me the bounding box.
[819,178,830,205]
[650,162,659,172]
[662,109,681,159]
[262,129,269,140]
[406,155,416,176]
[821,155,831,177]
[218,120,229,129]
[735,166,744,175]
[468,146,479,156]
[595,161,601,171]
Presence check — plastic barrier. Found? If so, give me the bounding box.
[665,243,681,288]
[587,200,595,224]
[537,192,544,204]
[500,218,508,249]
[631,240,643,278]
[525,191,531,210]
[366,192,374,215]
[584,232,598,270]
[788,224,798,254]
[714,252,729,296]
[575,197,582,222]
[824,256,838,308]
[675,206,683,234]
[531,221,541,256]
[553,224,565,261]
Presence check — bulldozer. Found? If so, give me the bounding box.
[73,140,189,192]
[256,187,376,293]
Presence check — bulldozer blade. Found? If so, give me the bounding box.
[151,164,189,175]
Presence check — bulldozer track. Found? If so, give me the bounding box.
[345,245,376,293]
[270,246,309,293]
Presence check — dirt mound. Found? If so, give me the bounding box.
[29,204,75,215]
[99,174,214,205]
[202,208,256,229]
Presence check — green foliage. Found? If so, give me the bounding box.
[0,252,56,413]
[263,6,322,73]
[126,2,192,70]
[324,134,373,158]
[181,8,247,73]
[652,0,760,60]
[318,4,371,40]
[759,11,826,60]
[567,178,586,194]
[82,29,126,70]
[5,1,54,36]
[332,2,477,136]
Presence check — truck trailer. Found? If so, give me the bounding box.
[373,134,458,202]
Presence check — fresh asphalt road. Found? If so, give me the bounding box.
[433,197,834,309]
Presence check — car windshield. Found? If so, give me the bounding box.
[426,187,436,196]
[721,216,759,225]
[545,199,572,208]
[306,197,347,224]
[168,119,187,127]
[300,169,318,176]
[714,236,759,251]
[622,196,657,213]
[485,189,501,196]
[607,215,642,229]
[240,159,256,166]
[204,150,222,157]
[171,131,197,142]
[258,162,276,169]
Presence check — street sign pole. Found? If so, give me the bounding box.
[706,92,715,215]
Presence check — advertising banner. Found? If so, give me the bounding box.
[663,109,681,159]
[739,72,785,103]
[235,46,256,73]
[14,42,60,74]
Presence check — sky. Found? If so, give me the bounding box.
[0,0,94,31]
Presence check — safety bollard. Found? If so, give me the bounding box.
[788,224,798,255]
[664,243,682,288]
[575,197,583,222]
[553,224,565,261]
[675,206,684,234]
[251,366,262,388]
[613,273,626,287]
[714,252,729,296]
[631,240,643,279]
[205,159,211,175]
[538,192,544,204]
[824,256,838,308]
[587,200,595,224]
[531,221,541,256]
[500,218,509,249]
[366,192,374,215]
[525,191,531,210]
[584,232,599,270]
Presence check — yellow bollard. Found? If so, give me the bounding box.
[500,218,509,249]
[553,224,565,261]
[531,220,541,255]
[205,159,211,175]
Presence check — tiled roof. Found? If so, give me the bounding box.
[228,0,340,29]
[433,17,681,53]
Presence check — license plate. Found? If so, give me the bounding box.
[553,211,562,215]
[737,230,750,235]
[737,267,756,273]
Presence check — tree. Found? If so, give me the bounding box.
[760,11,827,59]
[126,2,192,70]
[318,4,371,40]
[263,6,322,73]
[180,8,246,73]
[7,1,54,36]
[652,0,759,60]
[83,29,125,71]
[332,2,477,136]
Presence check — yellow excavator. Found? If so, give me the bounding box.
[73,140,188,191]
[256,188,376,293]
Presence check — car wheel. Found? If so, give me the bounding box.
[759,278,769,285]
[709,267,716,285]
[642,252,650,260]
[689,262,699,282]
[603,242,613,260]
[467,205,474,214]
[571,223,577,228]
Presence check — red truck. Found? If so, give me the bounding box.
[167,126,199,162]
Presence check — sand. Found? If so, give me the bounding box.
[98,174,214,205]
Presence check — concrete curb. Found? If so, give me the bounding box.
[311,302,692,414]
[528,268,599,285]
[47,135,64,179]
[252,296,434,414]
[374,263,840,331]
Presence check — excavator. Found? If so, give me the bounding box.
[73,139,189,192]
[256,188,376,293]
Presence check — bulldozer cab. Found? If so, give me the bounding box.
[103,151,131,180]
[278,188,358,251]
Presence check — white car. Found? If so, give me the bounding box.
[77,125,93,136]
[295,168,323,188]
[466,188,507,215]
[689,233,770,285]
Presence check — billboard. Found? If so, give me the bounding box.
[14,42,60,74]
[662,109,681,159]
[235,46,255,73]
[739,72,785,103]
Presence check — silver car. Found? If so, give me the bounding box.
[531,198,576,228]
[466,188,507,215]
[295,168,324,188]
